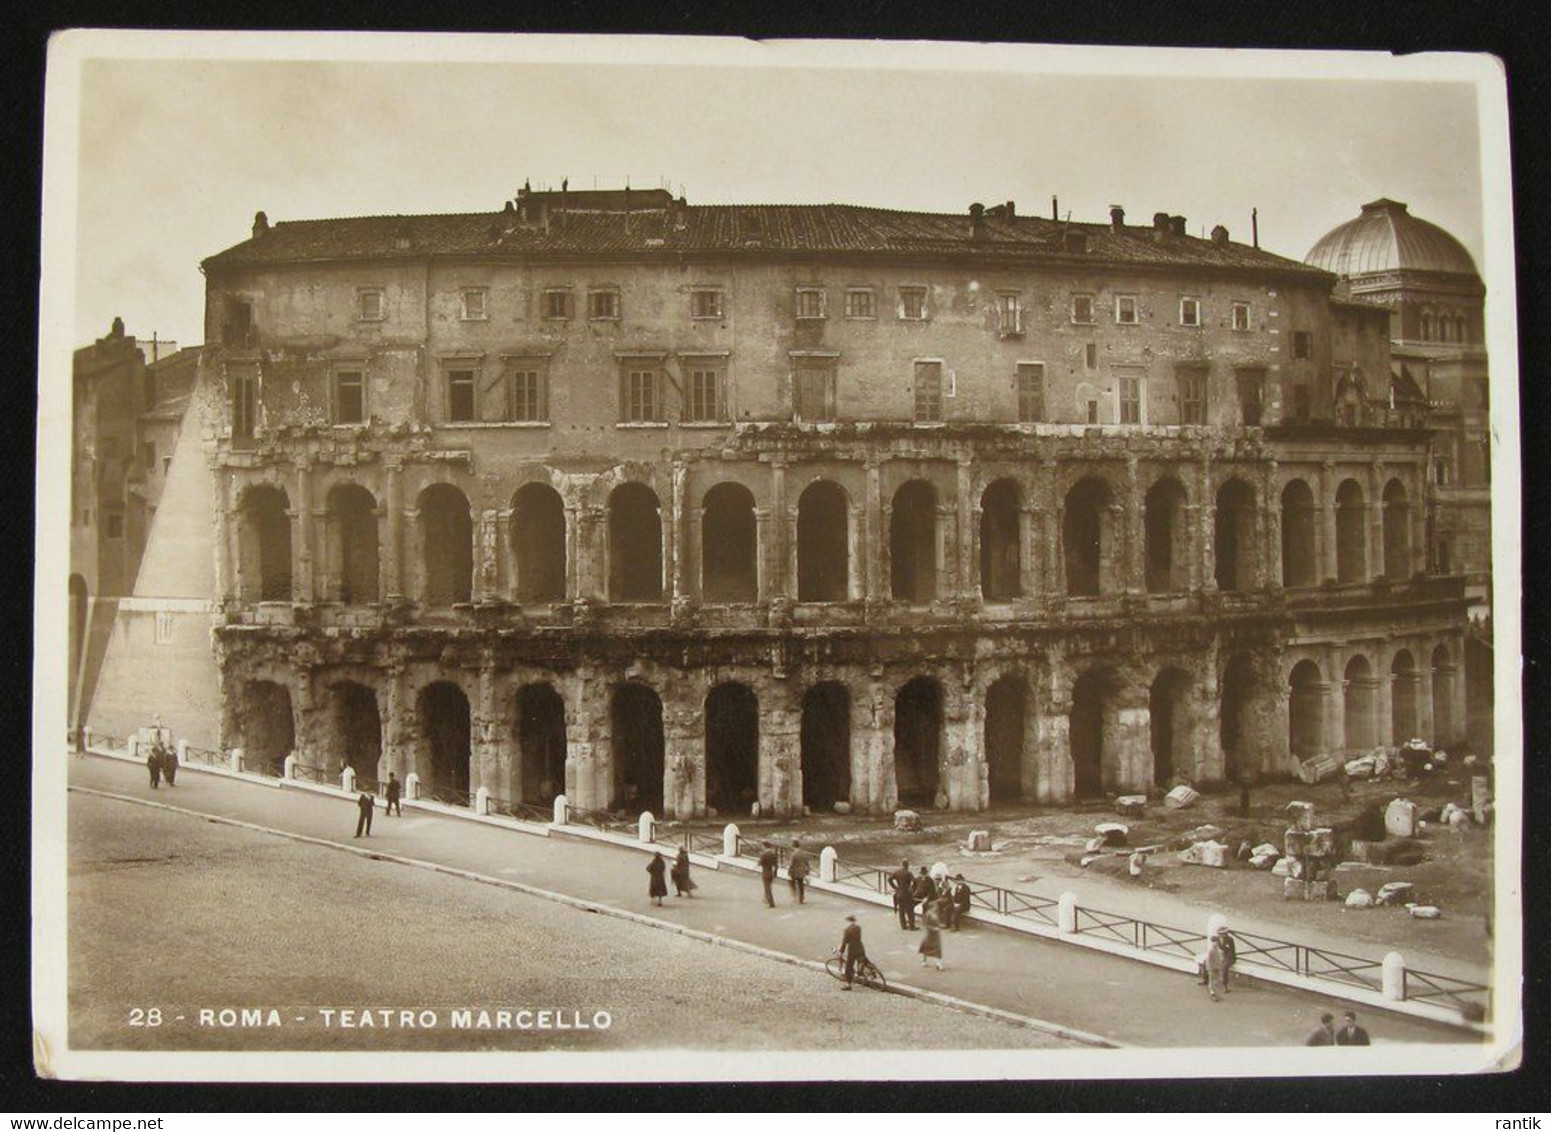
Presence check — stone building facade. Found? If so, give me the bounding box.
[172,188,1470,818]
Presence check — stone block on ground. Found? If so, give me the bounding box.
[1344,756,1377,779]
[1271,855,1295,877]
[1285,801,1315,830]
[1252,842,1280,859]
[1297,754,1340,785]
[1304,879,1338,902]
[1197,840,1228,868]
[1284,828,1311,857]
[1116,795,1147,818]
[1376,881,1415,906]
[1250,853,1279,870]
[1308,827,1336,857]
[1385,798,1418,838]
[966,829,992,852]
[1164,784,1200,809]
[833,801,852,815]
[1283,877,1308,901]
[1184,824,1223,843]
[1345,888,1374,909]
[1407,903,1442,919]
[893,809,922,832]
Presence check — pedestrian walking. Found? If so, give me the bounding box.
[671,846,697,897]
[1203,930,1230,1002]
[837,915,866,990]
[950,874,972,930]
[889,860,916,929]
[147,745,162,790]
[787,839,811,904]
[162,743,178,786]
[918,896,946,971]
[1335,1011,1371,1045]
[385,772,403,816]
[911,866,937,919]
[1305,1013,1337,1045]
[354,790,374,838]
[1217,926,1238,989]
[646,851,668,907]
[757,842,780,907]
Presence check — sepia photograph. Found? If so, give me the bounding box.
[32,31,1521,1084]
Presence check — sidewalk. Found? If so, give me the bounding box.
[68,753,1472,1048]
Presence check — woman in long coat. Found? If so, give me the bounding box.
[918,895,946,971]
[646,852,669,906]
[671,846,697,897]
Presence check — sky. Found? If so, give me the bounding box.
[69,43,1487,349]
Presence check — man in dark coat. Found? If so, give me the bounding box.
[911,866,937,917]
[385,772,403,816]
[1335,1011,1371,1045]
[354,790,374,838]
[147,744,162,789]
[838,915,866,990]
[162,743,178,786]
[757,842,780,907]
[787,839,811,904]
[1305,1013,1336,1045]
[950,874,972,930]
[889,860,916,929]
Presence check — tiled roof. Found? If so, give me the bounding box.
[204,202,1330,280]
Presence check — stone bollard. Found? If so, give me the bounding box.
[284,753,297,779]
[553,793,568,825]
[723,822,740,857]
[231,747,244,773]
[819,846,838,883]
[342,766,356,794]
[1383,951,1407,1001]
[81,725,93,753]
[405,772,421,800]
[1058,892,1078,934]
[475,786,489,815]
[639,811,655,844]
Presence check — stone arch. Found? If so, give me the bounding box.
[797,479,850,602]
[1144,476,1189,593]
[331,680,382,780]
[608,482,663,602]
[1219,652,1257,782]
[325,483,379,604]
[1391,649,1419,745]
[890,479,938,604]
[1335,478,1367,583]
[416,680,471,799]
[1288,659,1325,758]
[417,483,473,606]
[1069,666,1123,798]
[511,482,567,604]
[705,681,760,813]
[240,679,295,776]
[1343,654,1376,751]
[1149,667,1192,787]
[1214,477,1258,592]
[610,682,664,812]
[1063,475,1116,597]
[701,482,758,603]
[979,478,1022,601]
[1280,479,1317,588]
[984,674,1027,803]
[893,676,943,807]
[238,484,292,602]
[514,682,567,804]
[800,681,851,811]
[1382,478,1411,582]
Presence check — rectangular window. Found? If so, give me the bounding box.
[105,510,124,539]
[358,289,385,322]
[1072,295,1095,324]
[684,366,725,423]
[1086,397,1100,425]
[542,289,573,320]
[914,361,943,422]
[1235,368,1265,426]
[1118,374,1143,424]
[1231,301,1251,331]
[230,370,258,440]
[795,288,826,320]
[447,368,477,422]
[794,359,836,422]
[154,611,174,645]
[460,288,488,321]
[224,297,254,347]
[587,290,621,320]
[505,366,546,423]
[334,369,365,424]
[997,292,1023,337]
[1291,384,1311,423]
[690,288,724,319]
[1179,297,1202,328]
[844,288,876,319]
[1292,330,1312,359]
[620,368,662,423]
[1085,342,1098,370]
[1115,295,1139,325]
[1016,363,1045,423]
[899,286,928,321]
[1179,369,1207,424]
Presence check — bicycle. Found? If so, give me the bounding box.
[825,950,889,991]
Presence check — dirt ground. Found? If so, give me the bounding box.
[676,768,1495,966]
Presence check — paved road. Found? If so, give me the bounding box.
[67,755,1470,1048]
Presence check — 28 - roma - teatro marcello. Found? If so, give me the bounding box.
[76,187,1492,820]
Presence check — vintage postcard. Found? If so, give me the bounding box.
[33,31,1521,1082]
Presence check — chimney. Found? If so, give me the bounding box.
[969,202,987,242]
[1153,212,1171,239]
[1211,224,1230,244]
[1252,207,1259,249]
[1110,205,1126,231]
[1052,195,1059,221]
[673,195,687,231]
[110,316,125,339]
[252,211,269,239]
[1169,215,1187,237]
[1004,200,1016,219]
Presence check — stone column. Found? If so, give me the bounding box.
[1035,661,1073,803]
[752,505,772,603]
[1411,465,1428,577]
[1124,457,1144,595]
[759,679,801,817]
[563,501,580,601]
[1373,670,1393,748]
[663,686,702,819]
[1319,460,1337,583]
[1198,456,1217,593]
[1039,463,1062,607]
[956,456,975,601]
[864,459,884,604]
[685,503,704,603]
[494,506,514,602]
[383,459,405,602]
[474,507,500,602]
[1019,500,1039,599]
[665,462,685,609]
[1196,652,1222,784]
[576,505,604,601]
[213,467,235,603]
[293,459,314,602]
[1369,462,1386,582]
[859,679,894,813]
[848,503,865,601]
[1183,502,1202,592]
[473,652,502,797]
[291,662,320,770]
[381,660,409,781]
[1114,680,1152,793]
[1264,461,1282,588]
[936,501,956,603]
[769,459,791,603]
[1324,672,1345,756]
[1019,668,1041,801]
[567,669,609,810]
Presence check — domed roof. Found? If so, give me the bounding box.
[1305,199,1479,279]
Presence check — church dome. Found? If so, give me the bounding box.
[1305,198,1479,279]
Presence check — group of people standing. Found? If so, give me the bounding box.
[145,739,178,788]
[889,860,973,971]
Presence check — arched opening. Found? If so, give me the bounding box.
[1063,476,1114,597]
[333,681,381,780]
[1069,667,1122,798]
[701,483,758,603]
[610,683,664,813]
[417,681,471,799]
[1431,643,1454,745]
[890,480,938,604]
[238,485,292,602]
[1144,477,1189,593]
[68,575,88,706]
[1288,660,1325,758]
[418,484,472,606]
[1214,478,1257,592]
[1335,479,1367,584]
[1280,479,1317,588]
[511,483,567,604]
[515,683,567,804]
[241,680,294,777]
[797,480,849,602]
[1149,668,1192,787]
[800,682,851,810]
[1219,652,1256,782]
[979,479,1022,601]
[705,682,759,813]
[326,484,379,604]
[893,677,943,807]
[984,675,1027,802]
[608,483,663,602]
[1343,655,1376,751]
[1391,650,1418,745]
[1382,479,1411,582]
